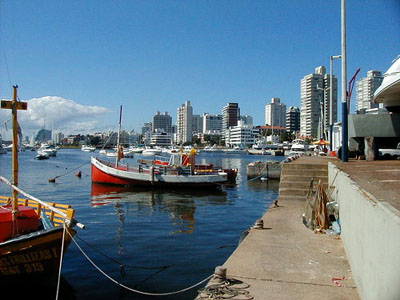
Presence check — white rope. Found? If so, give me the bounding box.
[55,222,67,300]
[67,230,213,296]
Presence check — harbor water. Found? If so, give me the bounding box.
[0,149,283,299]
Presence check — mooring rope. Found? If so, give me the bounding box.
[68,230,213,296]
[74,235,172,272]
[49,161,90,182]
[196,277,253,300]
[55,223,67,300]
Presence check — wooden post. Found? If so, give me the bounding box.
[0,86,28,220]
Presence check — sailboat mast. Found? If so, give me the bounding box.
[11,86,19,216]
[115,105,122,167]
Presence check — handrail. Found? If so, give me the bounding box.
[0,176,85,229]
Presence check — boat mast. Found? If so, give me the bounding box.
[0,86,27,218]
[11,86,19,216]
[115,105,122,167]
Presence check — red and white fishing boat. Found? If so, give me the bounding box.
[91,154,234,188]
[91,106,236,188]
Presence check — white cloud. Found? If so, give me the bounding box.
[1,96,112,138]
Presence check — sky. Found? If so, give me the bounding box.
[0,0,399,140]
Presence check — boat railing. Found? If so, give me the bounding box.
[0,176,84,229]
[99,157,194,176]
[0,196,74,227]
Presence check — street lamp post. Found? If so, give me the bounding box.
[317,85,330,141]
[341,0,348,162]
[330,55,341,151]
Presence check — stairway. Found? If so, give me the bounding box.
[279,157,329,198]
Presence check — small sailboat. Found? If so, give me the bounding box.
[0,86,84,281]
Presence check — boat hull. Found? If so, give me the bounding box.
[91,157,228,188]
[0,226,75,280]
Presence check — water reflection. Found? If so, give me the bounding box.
[91,183,228,236]
[247,178,280,192]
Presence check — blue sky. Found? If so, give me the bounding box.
[0,0,399,138]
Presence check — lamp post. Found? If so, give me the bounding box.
[341,0,348,162]
[317,85,330,141]
[330,55,341,151]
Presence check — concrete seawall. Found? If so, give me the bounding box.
[329,161,400,300]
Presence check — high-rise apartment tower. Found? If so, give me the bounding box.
[300,66,337,138]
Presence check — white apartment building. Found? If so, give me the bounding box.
[225,121,259,147]
[202,113,222,134]
[300,66,337,138]
[150,131,172,147]
[177,101,193,144]
[356,70,384,114]
[265,97,286,128]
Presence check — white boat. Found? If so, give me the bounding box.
[291,139,309,152]
[38,143,57,157]
[142,147,162,156]
[374,55,400,113]
[128,146,144,153]
[224,146,248,154]
[35,150,50,160]
[81,145,96,152]
[202,145,223,153]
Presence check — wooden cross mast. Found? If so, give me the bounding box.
[1,85,27,217]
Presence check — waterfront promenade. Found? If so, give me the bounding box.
[199,156,360,299]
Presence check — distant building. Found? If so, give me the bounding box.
[202,113,222,134]
[152,111,172,133]
[177,101,193,144]
[141,122,152,135]
[356,70,384,114]
[54,132,64,144]
[35,129,52,143]
[300,66,337,138]
[265,97,286,128]
[240,114,253,126]
[150,131,172,147]
[225,121,259,147]
[192,114,203,135]
[286,106,300,133]
[222,102,240,130]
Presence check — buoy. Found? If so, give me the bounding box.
[49,178,56,183]
[75,171,82,178]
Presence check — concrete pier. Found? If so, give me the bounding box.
[247,161,282,179]
[198,156,360,299]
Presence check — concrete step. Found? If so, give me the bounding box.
[282,163,328,171]
[282,168,328,177]
[279,188,310,196]
[279,181,328,190]
[280,175,328,184]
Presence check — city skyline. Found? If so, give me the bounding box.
[0,1,399,139]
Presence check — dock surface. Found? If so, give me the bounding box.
[200,156,359,299]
